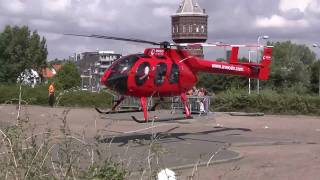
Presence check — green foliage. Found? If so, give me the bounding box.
[0,25,47,83]
[197,73,247,92]
[0,85,112,108]
[0,84,48,105]
[309,60,320,94]
[85,162,126,180]
[59,91,112,108]
[212,89,320,115]
[266,41,316,89]
[55,62,81,90]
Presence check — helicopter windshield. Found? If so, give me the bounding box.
[111,55,139,73]
[106,55,139,94]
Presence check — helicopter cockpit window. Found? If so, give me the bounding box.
[111,55,139,73]
[135,62,151,86]
[169,63,179,84]
[154,63,167,86]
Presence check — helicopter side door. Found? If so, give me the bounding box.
[153,61,181,96]
[154,62,167,86]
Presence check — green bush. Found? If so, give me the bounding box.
[0,85,19,103]
[2,85,320,115]
[0,84,112,108]
[58,91,112,108]
[0,84,54,105]
[212,89,320,115]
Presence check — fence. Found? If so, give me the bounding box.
[172,96,210,114]
[113,95,210,115]
[113,96,154,109]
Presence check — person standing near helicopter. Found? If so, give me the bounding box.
[48,82,55,107]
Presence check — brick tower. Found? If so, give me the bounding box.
[171,0,208,58]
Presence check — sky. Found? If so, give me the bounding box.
[0,0,320,60]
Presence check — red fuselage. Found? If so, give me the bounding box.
[101,47,272,97]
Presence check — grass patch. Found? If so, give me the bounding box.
[0,85,112,108]
[58,91,112,108]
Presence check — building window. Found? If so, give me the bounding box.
[183,25,186,33]
[172,26,175,33]
[201,25,205,33]
[196,26,200,33]
[189,25,192,33]
[176,25,179,33]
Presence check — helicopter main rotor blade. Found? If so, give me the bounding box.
[64,33,161,46]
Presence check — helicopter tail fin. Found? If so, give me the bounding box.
[258,47,272,80]
[229,47,239,64]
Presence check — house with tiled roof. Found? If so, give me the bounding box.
[41,64,62,80]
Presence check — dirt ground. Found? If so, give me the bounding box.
[1,104,320,180]
[178,114,320,180]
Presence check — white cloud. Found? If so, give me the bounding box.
[256,14,309,28]
[30,19,55,28]
[41,0,71,13]
[153,7,173,17]
[279,0,312,12]
[0,0,26,14]
[0,0,319,59]
[307,0,320,14]
[151,0,178,5]
[39,31,63,41]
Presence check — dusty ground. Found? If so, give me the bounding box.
[178,114,320,180]
[1,104,320,180]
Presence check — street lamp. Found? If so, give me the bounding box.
[257,35,270,94]
[248,51,257,95]
[312,43,320,96]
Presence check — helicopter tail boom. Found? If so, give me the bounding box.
[188,47,272,80]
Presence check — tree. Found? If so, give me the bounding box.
[265,41,316,92]
[0,25,47,83]
[310,60,320,94]
[55,62,81,90]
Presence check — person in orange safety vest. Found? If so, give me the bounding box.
[48,82,55,107]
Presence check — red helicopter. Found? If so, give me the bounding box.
[66,34,273,123]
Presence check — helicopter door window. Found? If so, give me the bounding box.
[169,63,179,84]
[135,62,151,86]
[154,63,167,86]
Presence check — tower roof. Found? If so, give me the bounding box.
[176,0,205,15]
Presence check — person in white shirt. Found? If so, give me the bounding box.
[139,66,150,80]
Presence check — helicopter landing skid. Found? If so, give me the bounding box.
[95,107,142,114]
[131,116,193,123]
[95,107,156,115]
